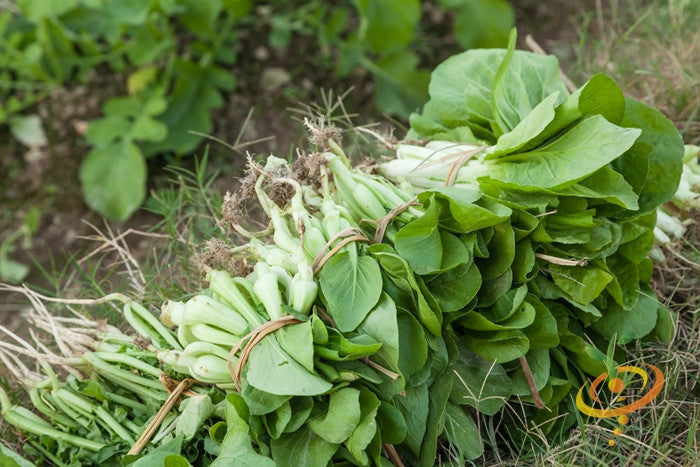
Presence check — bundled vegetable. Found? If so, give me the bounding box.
[0,31,687,466]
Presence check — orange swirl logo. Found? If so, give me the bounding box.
[576,363,664,446]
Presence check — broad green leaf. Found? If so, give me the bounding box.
[222,0,253,18]
[105,0,151,25]
[353,0,420,53]
[270,425,338,467]
[487,92,559,158]
[517,74,626,153]
[263,401,292,439]
[8,114,47,147]
[308,388,362,444]
[377,401,407,445]
[396,310,428,377]
[644,304,674,343]
[142,60,235,156]
[460,302,535,331]
[177,0,221,33]
[175,394,214,441]
[604,254,640,310]
[417,363,454,466]
[476,268,513,307]
[86,116,133,146]
[356,293,400,371]
[549,264,613,305]
[240,379,290,415]
[209,395,276,466]
[512,240,535,283]
[277,320,315,372]
[345,387,381,464]
[523,296,559,349]
[368,244,442,335]
[483,116,641,189]
[395,384,429,456]
[418,187,512,233]
[370,50,430,117]
[418,48,566,141]
[491,30,530,133]
[556,315,609,376]
[482,285,528,322]
[284,397,314,433]
[477,221,515,281]
[450,345,512,415]
[444,403,483,460]
[428,263,481,313]
[128,436,186,467]
[395,201,442,274]
[559,166,639,210]
[464,329,529,363]
[591,293,658,340]
[318,252,382,332]
[449,0,513,50]
[613,98,684,215]
[246,337,332,396]
[79,141,146,220]
[315,329,382,361]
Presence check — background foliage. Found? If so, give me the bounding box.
[0,0,514,221]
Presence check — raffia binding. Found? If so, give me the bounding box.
[128,375,195,455]
[227,315,302,392]
[311,227,370,273]
[372,196,418,244]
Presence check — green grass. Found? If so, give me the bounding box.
[572,0,700,144]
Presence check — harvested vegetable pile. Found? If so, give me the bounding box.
[0,33,690,465]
